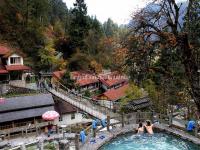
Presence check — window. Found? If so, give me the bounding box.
[71,113,75,120]
[10,57,21,64]
[59,116,63,122]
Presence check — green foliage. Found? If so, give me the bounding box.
[62,71,75,89]
[0,0,69,71]
[55,37,74,59]
[143,79,159,111]
[120,83,144,112]
[125,0,200,111]
[44,142,56,150]
[84,90,91,97]
[69,0,90,50]
[0,0,129,74]
[103,18,118,37]
[68,52,91,71]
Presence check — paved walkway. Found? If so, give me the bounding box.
[0,133,76,149]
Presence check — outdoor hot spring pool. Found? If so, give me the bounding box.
[99,133,200,150]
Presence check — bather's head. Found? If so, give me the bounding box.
[146,120,151,126]
[139,122,143,128]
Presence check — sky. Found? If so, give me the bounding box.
[63,0,186,25]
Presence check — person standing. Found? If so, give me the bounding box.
[92,120,97,137]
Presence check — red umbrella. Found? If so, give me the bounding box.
[42,111,60,121]
[0,97,5,104]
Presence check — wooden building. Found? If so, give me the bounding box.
[52,70,99,92]
[99,71,128,91]
[94,84,129,109]
[0,44,31,87]
[0,94,54,138]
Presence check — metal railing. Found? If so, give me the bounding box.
[83,111,200,143]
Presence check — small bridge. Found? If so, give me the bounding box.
[46,84,119,125]
[12,81,119,122]
[49,88,107,120]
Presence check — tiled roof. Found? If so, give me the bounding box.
[53,70,99,86]
[0,94,55,123]
[98,84,129,101]
[124,97,151,111]
[76,77,99,86]
[0,106,54,123]
[53,70,128,87]
[0,94,54,113]
[71,71,99,86]
[99,71,128,87]
[5,65,31,71]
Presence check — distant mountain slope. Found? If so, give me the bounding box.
[129,1,188,29]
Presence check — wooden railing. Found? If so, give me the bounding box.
[0,122,49,137]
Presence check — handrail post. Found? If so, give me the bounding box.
[107,115,110,131]
[93,127,96,137]
[20,143,26,150]
[169,112,173,126]
[75,133,80,150]
[37,139,44,150]
[136,110,140,123]
[121,112,124,128]
[59,140,70,150]
[195,121,198,137]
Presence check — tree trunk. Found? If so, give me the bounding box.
[178,33,200,112]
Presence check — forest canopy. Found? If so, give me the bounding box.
[0,0,127,72]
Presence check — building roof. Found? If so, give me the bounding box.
[0,106,54,123]
[99,71,128,87]
[98,84,129,101]
[0,94,55,123]
[55,100,77,114]
[0,94,54,113]
[53,70,99,86]
[71,71,99,86]
[5,65,31,71]
[124,97,151,111]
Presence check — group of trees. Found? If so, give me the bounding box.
[0,0,127,73]
[1,0,200,113]
[124,0,200,113]
[0,0,68,71]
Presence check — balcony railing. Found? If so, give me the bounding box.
[9,80,26,88]
[0,121,49,134]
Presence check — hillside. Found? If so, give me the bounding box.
[0,0,128,73]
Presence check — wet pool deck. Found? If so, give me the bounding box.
[81,123,200,150]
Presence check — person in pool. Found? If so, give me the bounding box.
[137,122,144,134]
[144,120,154,134]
